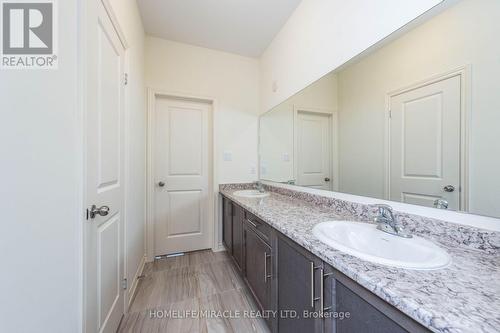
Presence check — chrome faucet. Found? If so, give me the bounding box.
[373,204,412,238]
[254,181,265,193]
[434,199,449,209]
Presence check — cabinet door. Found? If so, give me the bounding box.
[336,281,408,333]
[277,235,324,333]
[232,204,244,271]
[244,227,271,312]
[222,197,232,253]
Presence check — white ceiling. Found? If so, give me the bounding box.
[136,0,302,57]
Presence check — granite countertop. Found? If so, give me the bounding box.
[220,184,500,333]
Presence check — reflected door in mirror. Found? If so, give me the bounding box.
[297,111,333,190]
[389,75,461,210]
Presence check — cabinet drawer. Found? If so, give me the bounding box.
[245,211,272,244]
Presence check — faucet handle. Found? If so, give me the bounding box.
[372,204,412,238]
[373,204,393,217]
[434,199,449,209]
[374,203,392,211]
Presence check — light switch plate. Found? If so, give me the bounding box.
[223,151,232,161]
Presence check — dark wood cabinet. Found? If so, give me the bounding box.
[245,211,272,243]
[221,195,430,333]
[336,281,407,333]
[232,204,244,271]
[244,225,272,312]
[277,234,324,333]
[222,197,232,253]
[334,273,430,333]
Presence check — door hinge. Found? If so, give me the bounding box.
[124,73,128,86]
[122,278,128,290]
[388,109,392,119]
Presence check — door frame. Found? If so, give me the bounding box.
[293,106,339,191]
[146,88,217,262]
[384,66,471,212]
[81,0,130,331]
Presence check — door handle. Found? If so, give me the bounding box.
[88,205,110,219]
[310,262,321,308]
[324,178,331,182]
[443,185,455,192]
[310,262,315,307]
[319,268,324,313]
[158,181,165,187]
[246,218,258,228]
[322,271,333,312]
[264,253,271,283]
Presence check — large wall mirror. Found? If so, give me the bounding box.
[259,0,500,218]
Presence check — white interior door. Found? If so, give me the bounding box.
[390,75,461,209]
[296,111,332,190]
[85,2,125,333]
[154,97,211,256]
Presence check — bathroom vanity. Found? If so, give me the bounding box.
[220,184,500,333]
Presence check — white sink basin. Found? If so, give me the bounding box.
[233,190,270,198]
[312,221,451,270]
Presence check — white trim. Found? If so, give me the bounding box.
[384,66,470,212]
[122,50,131,314]
[261,180,500,232]
[146,88,218,262]
[126,255,146,310]
[77,0,86,331]
[100,0,129,49]
[293,106,339,191]
[213,241,227,253]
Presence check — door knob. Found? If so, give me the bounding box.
[324,178,331,182]
[158,181,165,187]
[88,205,110,219]
[443,185,455,192]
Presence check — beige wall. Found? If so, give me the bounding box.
[146,37,261,185]
[146,38,260,251]
[259,0,442,112]
[260,72,338,183]
[337,0,500,217]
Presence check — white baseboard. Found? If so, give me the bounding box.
[126,254,146,311]
[212,242,226,252]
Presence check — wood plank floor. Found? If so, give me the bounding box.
[118,250,270,333]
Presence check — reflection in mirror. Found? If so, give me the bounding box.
[259,0,500,218]
[260,72,338,190]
